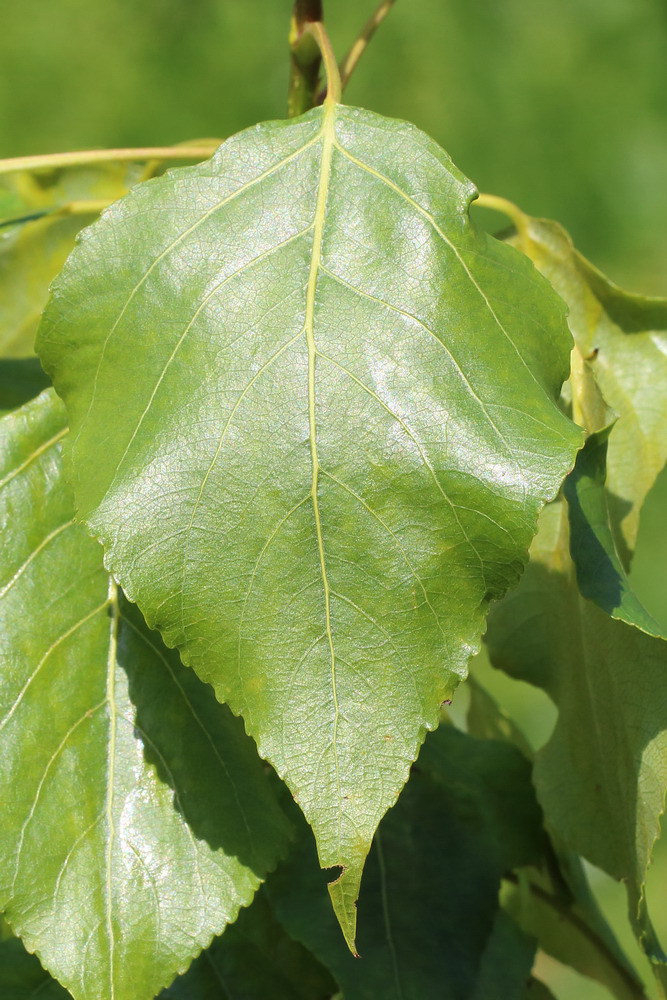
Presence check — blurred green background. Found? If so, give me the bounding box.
[1,1,665,996]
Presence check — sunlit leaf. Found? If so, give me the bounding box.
[0,390,291,1000]
[502,210,667,559]
[37,104,580,947]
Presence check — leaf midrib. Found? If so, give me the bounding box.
[304,100,343,844]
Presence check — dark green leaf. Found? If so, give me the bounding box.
[564,427,666,636]
[469,910,535,1000]
[0,390,291,1000]
[0,357,50,412]
[160,889,336,1000]
[269,725,546,999]
[37,104,580,945]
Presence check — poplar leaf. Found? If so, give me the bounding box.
[564,427,666,637]
[486,498,667,980]
[0,391,290,1000]
[37,104,580,947]
[504,212,667,558]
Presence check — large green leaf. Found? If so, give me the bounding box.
[269,724,546,999]
[37,102,581,946]
[500,208,667,559]
[486,497,667,981]
[0,390,291,1000]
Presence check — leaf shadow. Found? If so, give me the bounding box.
[116,594,289,877]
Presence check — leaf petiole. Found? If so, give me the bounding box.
[0,144,219,176]
[338,0,397,93]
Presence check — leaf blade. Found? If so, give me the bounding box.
[0,391,291,1000]
[38,105,581,947]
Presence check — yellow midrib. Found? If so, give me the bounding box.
[104,579,120,999]
[304,100,343,833]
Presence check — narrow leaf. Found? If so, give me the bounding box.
[564,427,666,636]
[37,104,581,946]
[0,391,291,1000]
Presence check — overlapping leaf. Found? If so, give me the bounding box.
[466,675,647,1000]
[564,428,665,636]
[37,102,581,945]
[502,210,667,559]
[0,164,145,357]
[486,496,667,980]
[0,390,291,1000]
[485,203,667,983]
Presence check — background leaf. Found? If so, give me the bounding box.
[564,427,665,637]
[0,357,49,412]
[503,211,667,562]
[37,104,580,946]
[486,497,667,982]
[0,164,147,357]
[269,724,546,1000]
[159,889,337,1000]
[0,390,291,1000]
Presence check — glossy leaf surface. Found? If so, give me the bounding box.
[269,724,545,999]
[0,391,290,1000]
[37,103,580,946]
[504,211,667,558]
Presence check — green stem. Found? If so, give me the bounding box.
[305,22,342,104]
[339,0,396,92]
[288,1,325,117]
[474,192,530,245]
[0,144,219,176]
[505,872,648,1000]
